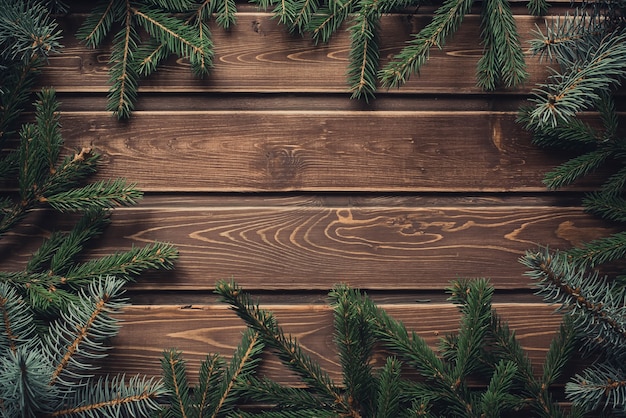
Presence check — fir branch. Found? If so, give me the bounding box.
[527,0,549,16]
[76,0,118,49]
[309,0,358,44]
[45,277,128,387]
[195,354,226,416]
[43,178,143,212]
[63,241,178,285]
[375,357,402,418]
[50,374,166,417]
[477,0,528,90]
[330,285,377,415]
[160,349,194,418]
[214,281,348,412]
[566,363,626,413]
[347,1,381,101]
[131,6,213,76]
[379,0,474,89]
[449,278,494,380]
[527,30,626,127]
[210,328,264,418]
[566,231,626,266]
[522,249,626,355]
[542,148,612,190]
[108,5,140,119]
[39,147,101,199]
[480,360,518,418]
[0,346,57,417]
[517,110,602,150]
[0,282,38,353]
[528,13,605,63]
[583,192,626,223]
[240,376,324,409]
[49,209,111,275]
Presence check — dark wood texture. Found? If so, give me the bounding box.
[17,2,615,387]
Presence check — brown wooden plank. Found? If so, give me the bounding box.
[56,110,602,192]
[3,203,614,291]
[107,303,567,383]
[41,13,553,94]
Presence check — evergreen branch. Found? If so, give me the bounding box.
[210,328,264,418]
[375,357,402,418]
[34,88,63,174]
[542,148,612,190]
[41,147,101,198]
[136,40,170,77]
[527,0,549,16]
[566,363,626,413]
[63,241,178,285]
[235,410,338,418]
[528,13,606,63]
[480,360,518,418]
[522,249,626,355]
[517,108,602,150]
[379,0,474,89]
[131,7,213,76]
[160,349,194,418]
[330,285,377,415]
[49,209,111,275]
[214,0,237,29]
[108,6,140,119]
[373,302,449,384]
[527,31,626,127]
[43,178,143,212]
[309,0,357,44]
[488,311,573,417]
[50,374,166,417]
[214,281,348,412]
[0,282,38,353]
[566,231,626,266]
[347,1,381,101]
[583,192,626,223]
[448,278,494,380]
[290,0,319,34]
[76,0,118,48]
[240,376,324,409]
[26,282,78,314]
[477,0,527,90]
[195,354,225,416]
[46,277,128,387]
[0,346,57,417]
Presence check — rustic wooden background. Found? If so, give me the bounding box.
[24,1,619,385]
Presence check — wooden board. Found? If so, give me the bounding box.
[54,110,606,192]
[42,13,553,94]
[4,197,615,291]
[108,303,567,384]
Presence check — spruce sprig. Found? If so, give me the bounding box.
[77,0,219,119]
[213,280,576,417]
[0,278,166,417]
[215,280,349,412]
[158,328,265,418]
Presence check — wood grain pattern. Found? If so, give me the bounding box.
[3,201,614,291]
[56,111,605,192]
[107,303,567,384]
[41,13,553,94]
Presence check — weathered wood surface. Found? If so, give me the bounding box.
[20,3,615,387]
[57,110,602,192]
[5,197,615,291]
